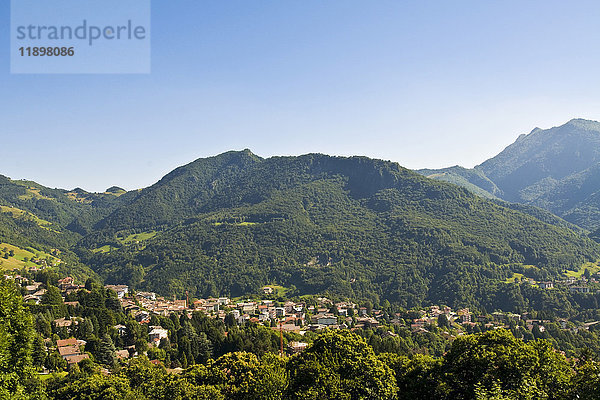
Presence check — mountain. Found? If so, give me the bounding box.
[418,166,501,199]
[72,151,599,309]
[0,175,136,236]
[419,119,600,231]
[0,150,598,309]
[0,175,133,280]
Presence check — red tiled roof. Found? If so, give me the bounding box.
[56,338,78,347]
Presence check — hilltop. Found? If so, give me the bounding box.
[419,119,600,231]
[0,150,598,309]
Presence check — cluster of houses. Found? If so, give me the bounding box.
[7,269,600,370]
[525,272,600,294]
[399,305,600,337]
[55,338,89,366]
[113,286,384,336]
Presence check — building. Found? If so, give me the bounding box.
[149,327,169,344]
[262,286,274,294]
[569,286,590,293]
[317,315,337,326]
[288,341,308,353]
[105,284,129,298]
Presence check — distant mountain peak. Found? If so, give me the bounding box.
[105,186,126,194]
[563,118,600,130]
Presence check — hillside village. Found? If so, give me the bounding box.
[5,263,600,371]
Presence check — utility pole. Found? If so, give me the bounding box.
[279,320,284,357]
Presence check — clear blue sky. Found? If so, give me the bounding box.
[2,1,600,192]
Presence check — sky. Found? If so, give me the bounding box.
[2,1,600,192]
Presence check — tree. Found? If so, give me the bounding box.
[224,313,237,327]
[380,353,443,400]
[286,330,398,399]
[438,314,450,329]
[48,373,135,400]
[32,335,47,369]
[42,287,59,306]
[440,329,572,400]
[0,278,35,397]
[96,334,117,367]
[185,351,287,400]
[570,360,600,400]
[34,313,52,337]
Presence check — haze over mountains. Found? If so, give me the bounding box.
[1,146,599,310]
[419,119,600,232]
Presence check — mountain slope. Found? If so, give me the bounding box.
[418,166,501,199]
[0,175,136,236]
[78,151,600,308]
[419,119,600,231]
[95,149,263,231]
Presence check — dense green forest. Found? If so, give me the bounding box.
[78,152,600,310]
[1,151,600,313]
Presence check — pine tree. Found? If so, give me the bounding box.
[32,334,47,369]
[97,334,117,367]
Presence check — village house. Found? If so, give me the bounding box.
[148,326,169,344]
[114,324,127,336]
[105,284,129,298]
[56,338,89,367]
[569,286,591,294]
[53,317,78,329]
[137,291,157,301]
[58,277,74,290]
[262,286,274,294]
[288,341,308,353]
[538,281,554,289]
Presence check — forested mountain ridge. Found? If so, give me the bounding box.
[70,151,600,309]
[94,149,263,231]
[1,150,599,310]
[419,119,600,231]
[0,174,136,237]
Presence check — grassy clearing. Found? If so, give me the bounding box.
[505,273,524,283]
[91,245,113,254]
[17,188,54,201]
[119,231,157,244]
[92,231,157,253]
[213,222,258,226]
[504,265,538,283]
[0,205,52,227]
[564,262,600,278]
[264,284,292,297]
[0,243,60,270]
[38,372,67,381]
[65,192,92,204]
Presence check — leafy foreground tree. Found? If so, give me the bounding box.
[34,329,600,400]
[440,329,572,400]
[0,278,42,399]
[383,329,575,400]
[286,330,398,400]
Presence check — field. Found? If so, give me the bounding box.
[0,205,53,227]
[564,261,600,278]
[0,243,60,270]
[92,231,157,253]
[118,231,157,243]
